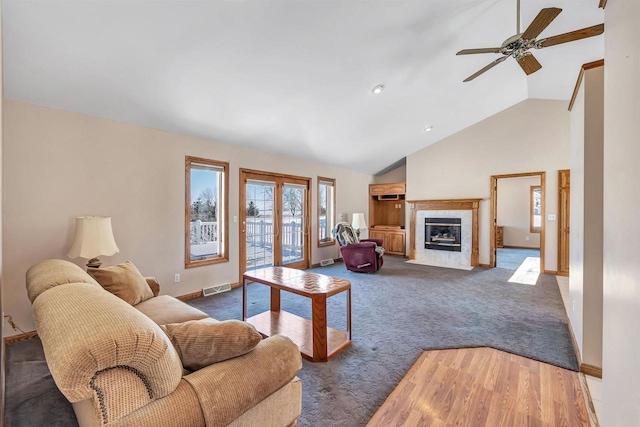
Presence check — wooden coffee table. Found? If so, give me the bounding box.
[243,266,352,362]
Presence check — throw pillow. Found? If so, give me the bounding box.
[341,230,356,244]
[333,222,359,245]
[161,318,262,371]
[87,261,154,305]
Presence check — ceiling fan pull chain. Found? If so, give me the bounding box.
[516,0,521,34]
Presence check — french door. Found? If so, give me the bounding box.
[240,169,311,276]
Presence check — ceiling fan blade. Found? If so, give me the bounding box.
[517,53,542,75]
[538,23,605,48]
[463,56,508,82]
[457,48,502,55]
[521,7,562,40]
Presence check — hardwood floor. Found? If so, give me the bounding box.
[367,347,590,427]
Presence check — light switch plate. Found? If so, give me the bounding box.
[547,214,557,221]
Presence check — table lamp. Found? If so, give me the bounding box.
[352,213,368,238]
[68,216,120,268]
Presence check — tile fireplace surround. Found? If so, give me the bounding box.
[408,199,482,269]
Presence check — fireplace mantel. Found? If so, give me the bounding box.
[408,199,483,266]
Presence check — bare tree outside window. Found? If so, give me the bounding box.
[283,187,303,217]
[191,188,217,222]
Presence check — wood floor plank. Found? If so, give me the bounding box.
[367,348,589,427]
[517,364,532,416]
[482,349,502,391]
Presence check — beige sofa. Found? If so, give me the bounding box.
[26,259,302,427]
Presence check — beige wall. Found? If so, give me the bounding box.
[602,1,640,424]
[373,164,406,184]
[1,100,373,337]
[569,65,604,369]
[407,99,570,269]
[496,175,541,248]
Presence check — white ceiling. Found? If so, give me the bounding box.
[2,0,604,175]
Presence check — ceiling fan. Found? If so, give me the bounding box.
[457,0,604,82]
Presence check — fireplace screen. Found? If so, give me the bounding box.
[425,218,462,252]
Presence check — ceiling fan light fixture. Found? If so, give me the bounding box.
[371,84,385,95]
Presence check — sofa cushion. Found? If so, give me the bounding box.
[161,318,262,371]
[135,295,208,325]
[87,261,154,305]
[184,335,302,427]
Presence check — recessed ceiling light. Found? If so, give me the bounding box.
[371,84,385,95]
[424,125,434,132]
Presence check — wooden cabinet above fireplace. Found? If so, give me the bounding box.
[370,182,406,198]
[369,182,406,256]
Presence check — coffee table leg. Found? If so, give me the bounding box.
[347,288,352,341]
[242,276,247,321]
[312,294,328,362]
[270,288,281,311]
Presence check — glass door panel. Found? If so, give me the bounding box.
[281,184,306,265]
[245,180,275,272]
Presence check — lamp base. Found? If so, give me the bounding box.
[356,229,361,238]
[86,257,102,268]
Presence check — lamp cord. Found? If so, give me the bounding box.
[4,314,26,334]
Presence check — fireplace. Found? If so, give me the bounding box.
[425,218,462,252]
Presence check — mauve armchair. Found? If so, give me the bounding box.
[332,222,384,273]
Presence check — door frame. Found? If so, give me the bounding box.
[239,168,312,280]
[490,171,546,271]
[557,169,570,276]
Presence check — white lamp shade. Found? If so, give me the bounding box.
[352,213,368,230]
[68,216,120,259]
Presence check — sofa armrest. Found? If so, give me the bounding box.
[183,334,302,427]
[145,276,160,297]
[32,285,182,402]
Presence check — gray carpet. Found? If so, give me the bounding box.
[5,257,577,427]
[497,247,540,270]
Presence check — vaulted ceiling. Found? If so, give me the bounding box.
[2,0,604,174]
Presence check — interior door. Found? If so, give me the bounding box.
[240,170,310,276]
[558,170,570,276]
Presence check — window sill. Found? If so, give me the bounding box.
[185,255,229,269]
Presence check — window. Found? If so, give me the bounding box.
[185,156,229,267]
[317,177,336,246]
[530,185,542,233]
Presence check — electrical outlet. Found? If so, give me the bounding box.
[525,236,530,241]
[174,274,180,283]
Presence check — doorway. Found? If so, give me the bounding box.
[239,169,311,278]
[490,172,546,273]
